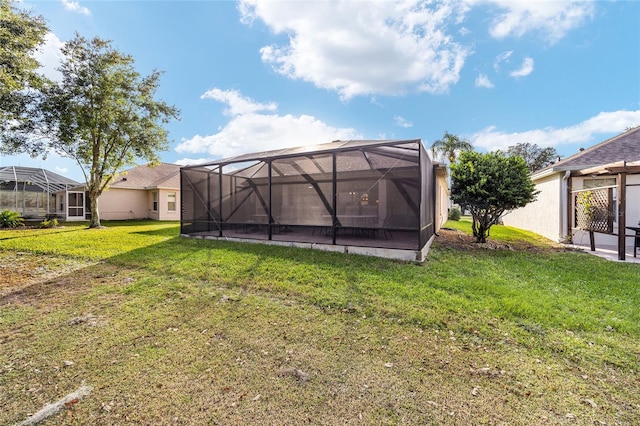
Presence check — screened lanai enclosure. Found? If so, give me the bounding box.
[0,166,80,218]
[181,139,441,261]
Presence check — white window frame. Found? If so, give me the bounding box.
[167,192,176,212]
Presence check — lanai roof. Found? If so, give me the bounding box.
[182,139,424,179]
[0,166,81,192]
[183,139,422,168]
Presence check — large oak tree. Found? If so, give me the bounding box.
[506,142,559,173]
[0,0,48,130]
[13,34,180,228]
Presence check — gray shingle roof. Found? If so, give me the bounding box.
[109,163,181,189]
[544,127,640,173]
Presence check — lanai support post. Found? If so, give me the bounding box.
[268,161,272,241]
[617,169,626,260]
[218,167,223,237]
[207,172,211,233]
[566,175,572,242]
[332,153,337,245]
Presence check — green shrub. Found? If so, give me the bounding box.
[39,218,59,228]
[0,210,24,228]
[448,206,461,221]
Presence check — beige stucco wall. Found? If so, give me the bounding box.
[53,187,180,221]
[99,188,149,220]
[501,173,565,242]
[97,188,180,221]
[435,171,449,231]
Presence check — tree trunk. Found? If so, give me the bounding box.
[475,223,488,243]
[472,214,489,243]
[88,191,101,228]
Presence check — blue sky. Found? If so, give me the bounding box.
[4,0,640,183]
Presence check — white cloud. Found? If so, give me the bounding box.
[510,57,534,78]
[475,0,594,44]
[176,88,361,158]
[55,166,68,174]
[61,0,91,16]
[240,0,470,100]
[470,110,640,152]
[394,116,413,128]
[475,73,494,88]
[175,158,213,167]
[32,32,65,82]
[493,50,512,72]
[201,88,277,116]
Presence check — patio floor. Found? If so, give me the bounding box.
[568,243,640,264]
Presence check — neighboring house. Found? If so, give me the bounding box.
[180,139,449,262]
[55,163,181,221]
[0,166,80,218]
[502,127,640,257]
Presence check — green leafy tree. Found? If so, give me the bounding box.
[0,0,48,129]
[431,131,473,164]
[451,151,537,243]
[10,34,180,228]
[506,142,559,173]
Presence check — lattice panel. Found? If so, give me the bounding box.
[575,188,613,233]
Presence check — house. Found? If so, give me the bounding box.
[501,127,640,259]
[0,166,80,218]
[55,163,181,221]
[180,139,449,262]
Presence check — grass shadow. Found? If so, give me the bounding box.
[0,226,87,241]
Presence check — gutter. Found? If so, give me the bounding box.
[560,170,571,241]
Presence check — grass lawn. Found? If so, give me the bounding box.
[1,220,639,425]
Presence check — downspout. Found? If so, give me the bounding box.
[560,170,571,241]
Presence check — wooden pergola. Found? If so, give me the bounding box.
[573,160,640,260]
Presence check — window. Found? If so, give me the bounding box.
[152,191,158,212]
[167,192,176,211]
[583,178,616,190]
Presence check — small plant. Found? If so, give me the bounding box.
[448,206,462,221]
[0,210,24,228]
[39,218,59,228]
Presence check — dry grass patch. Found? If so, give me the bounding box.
[1,253,638,425]
[0,250,93,299]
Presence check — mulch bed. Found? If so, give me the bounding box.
[435,228,574,253]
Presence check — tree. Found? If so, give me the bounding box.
[506,142,559,173]
[431,131,473,164]
[0,0,48,128]
[12,34,180,228]
[450,150,537,243]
